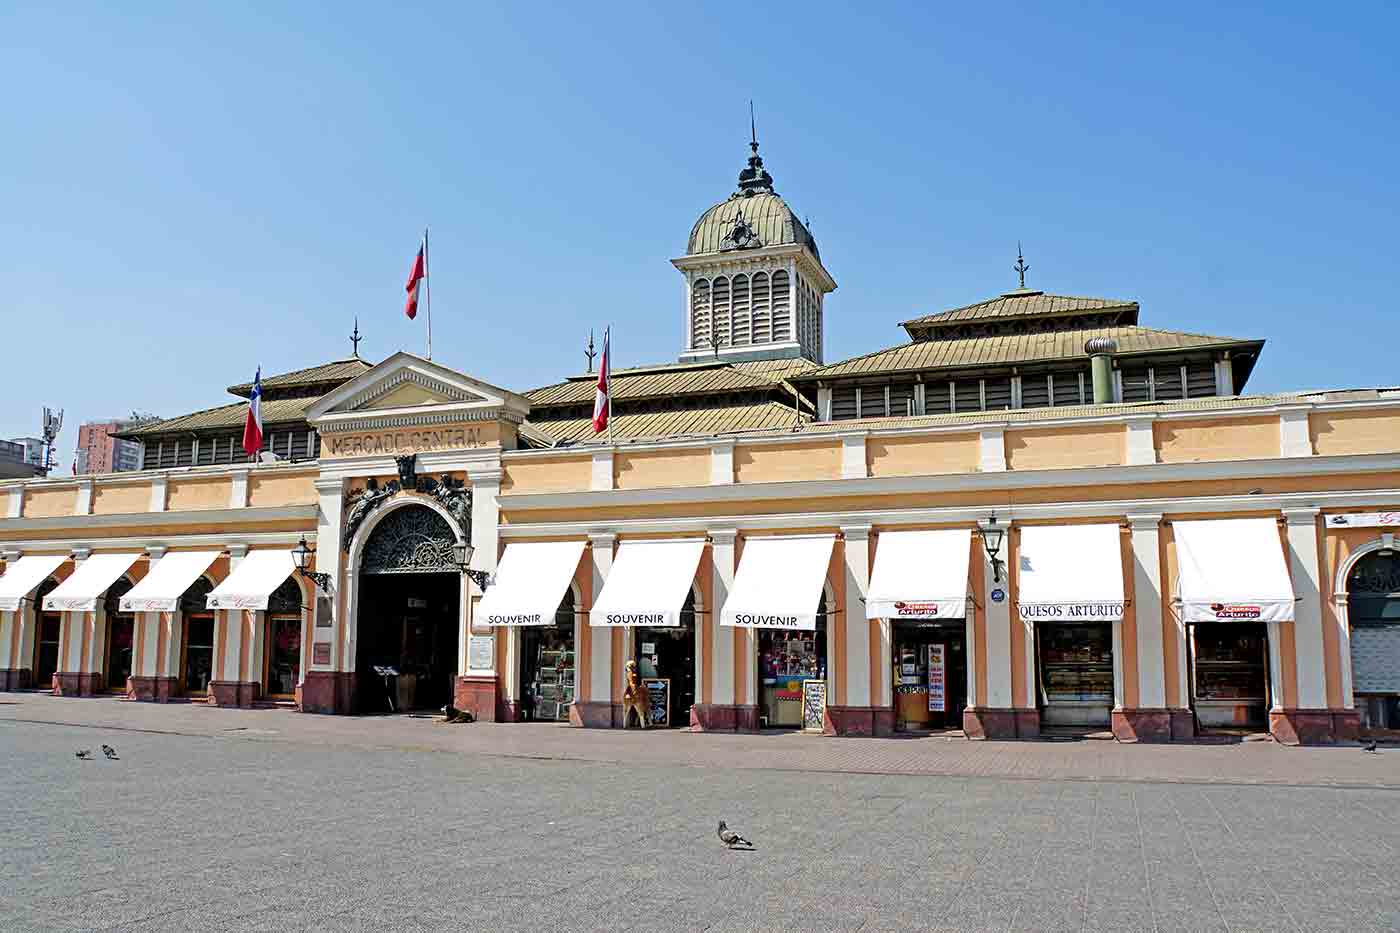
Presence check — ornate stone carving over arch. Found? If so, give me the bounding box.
[342,470,471,551]
[360,504,458,575]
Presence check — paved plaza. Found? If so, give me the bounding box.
[1,695,1398,932]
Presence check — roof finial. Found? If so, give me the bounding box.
[585,329,597,374]
[736,101,774,195]
[350,317,362,358]
[1014,242,1030,289]
[750,100,757,153]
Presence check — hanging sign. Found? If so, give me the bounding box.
[1325,512,1400,529]
[643,678,670,727]
[927,644,946,712]
[802,679,826,732]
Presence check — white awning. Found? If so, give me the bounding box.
[1016,524,1125,622]
[721,535,835,631]
[206,551,297,611]
[590,539,706,628]
[1175,518,1295,623]
[866,529,971,620]
[477,540,586,626]
[0,555,68,612]
[43,553,143,613]
[120,551,221,613]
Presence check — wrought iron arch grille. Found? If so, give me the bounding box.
[360,505,459,575]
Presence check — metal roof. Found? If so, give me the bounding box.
[526,357,817,408]
[227,358,374,398]
[793,325,1260,381]
[900,291,1139,331]
[120,397,319,437]
[687,192,818,259]
[524,401,808,445]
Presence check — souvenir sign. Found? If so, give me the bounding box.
[802,679,826,732]
[927,644,946,712]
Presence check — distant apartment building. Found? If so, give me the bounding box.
[75,420,149,474]
[0,440,41,479]
[9,438,45,468]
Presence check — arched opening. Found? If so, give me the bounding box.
[264,577,303,699]
[518,586,576,722]
[179,577,216,696]
[355,503,461,713]
[1347,549,1400,730]
[102,577,138,694]
[633,589,697,727]
[32,578,62,689]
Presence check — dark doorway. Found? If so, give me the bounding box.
[103,578,136,694]
[32,578,61,690]
[633,591,696,727]
[892,620,966,731]
[180,577,216,696]
[519,588,576,722]
[264,578,303,699]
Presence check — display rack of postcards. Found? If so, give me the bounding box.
[533,647,576,722]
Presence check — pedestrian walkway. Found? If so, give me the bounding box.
[2,691,1394,789]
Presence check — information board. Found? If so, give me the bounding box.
[468,635,494,671]
[927,644,946,712]
[643,677,670,727]
[802,679,826,732]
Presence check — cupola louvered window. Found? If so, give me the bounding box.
[889,382,915,417]
[751,272,771,344]
[771,270,790,341]
[1120,366,1151,403]
[175,438,194,467]
[983,377,1012,411]
[926,382,954,415]
[1052,371,1087,407]
[690,279,712,350]
[831,385,858,420]
[1154,365,1186,401]
[711,276,731,348]
[731,274,751,347]
[1186,360,1218,397]
[1020,375,1051,409]
[953,380,981,413]
[859,385,885,419]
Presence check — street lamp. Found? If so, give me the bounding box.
[453,538,490,591]
[978,514,1006,583]
[293,536,332,593]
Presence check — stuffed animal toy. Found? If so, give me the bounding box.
[622,659,649,729]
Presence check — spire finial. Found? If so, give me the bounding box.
[750,100,757,153]
[1014,242,1030,289]
[350,317,362,358]
[585,329,598,374]
[736,101,774,195]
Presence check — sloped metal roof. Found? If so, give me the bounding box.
[793,325,1260,381]
[119,397,319,436]
[527,358,814,408]
[900,291,1138,330]
[687,192,818,259]
[227,358,374,398]
[524,401,807,445]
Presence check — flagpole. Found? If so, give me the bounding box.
[606,325,613,447]
[423,226,432,360]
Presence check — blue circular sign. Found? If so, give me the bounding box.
[990,588,1006,603]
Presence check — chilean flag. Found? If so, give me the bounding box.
[592,327,610,433]
[404,243,426,320]
[242,367,264,458]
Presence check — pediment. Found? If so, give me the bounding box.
[305,351,532,430]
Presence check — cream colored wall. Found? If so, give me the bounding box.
[21,487,73,518]
[247,473,316,508]
[501,456,594,494]
[1310,409,1400,457]
[1155,417,1281,463]
[166,477,233,511]
[867,433,979,477]
[734,441,841,483]
[613,448,710,490]
[90,484,149,516]
[1006,424,1124,470]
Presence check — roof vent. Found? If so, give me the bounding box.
[1084,337,1119,355]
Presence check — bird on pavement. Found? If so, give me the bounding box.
[101,744,119,760]
[1362,739,1379,753]
[717,820,753,849]
[75,750,93,760]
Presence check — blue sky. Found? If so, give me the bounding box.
[4,2,1397,464]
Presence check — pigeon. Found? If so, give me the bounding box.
[717,820,753,849]
[75,750,93,760]
[1362,739,1379,753]
[101,744,118,760]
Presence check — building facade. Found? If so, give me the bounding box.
[1,139,1397,743]
[75,420,148,474]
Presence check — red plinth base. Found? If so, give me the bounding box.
[299,671,355,714]
[0,668,32,691]
[54,672,102,697]
[964,707,1039,740]
[825,706,879,736]
[208,681,258,708]
[453,675,499,723]
[1270,709,1362,745]
[568,701,619,728]
[128,676,178,702]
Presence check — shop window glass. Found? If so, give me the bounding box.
[103,578,137,692]
[521,588,576,721]
[758,592,827,728]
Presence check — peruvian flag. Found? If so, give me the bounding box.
[241,367,264,458]
[404,242,426,320]
[592,327,611,433]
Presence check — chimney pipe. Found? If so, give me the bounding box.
[1085,338,1118,404]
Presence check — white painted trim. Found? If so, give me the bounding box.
[591,450,613,492]
[1215,358,1235,397]
[1127,516,1166,708]
[1125,418,1156,466]
[1279,408,1313,458]
[1283,508,1326,709]
[710,440,735,486]
[5,489,20,519]
[841,434,867,480]
[149,475,168,512]
[817,387,833,422]
[979,428,1006,473]
[0,505,316,536]
[229,470,249,509]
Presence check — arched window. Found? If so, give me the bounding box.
[1347,551,1400,728]
[711,276,731,349]
[751,272,771,344]
[690,278,711,350]
[730,274,751,347]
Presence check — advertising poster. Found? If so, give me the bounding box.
[927,644,946,712]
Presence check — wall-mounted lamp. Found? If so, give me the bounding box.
[292,536,332,593]
[978,514,1006,583]
[453,538,491,591]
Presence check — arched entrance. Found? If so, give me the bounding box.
[103,578,137,694]
[32,578,62,690]
[1347,549,1400,730]
[633,590,697,728]
[354,503,461,713]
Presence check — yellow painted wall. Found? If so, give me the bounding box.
[500,455,593,494]
[91,483,150,516]
[734,441,841,484]
[1310,409,1400,457]
[247,473,316,508]
[1006,424,1124,470]
[1155,417,1280,463]
[22,487,74,518]
[614,448,710,490]
[320,421,502,459]
[867,433,979,477]
[166,477,232,512]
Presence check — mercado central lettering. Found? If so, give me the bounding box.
[2,130,1400,747]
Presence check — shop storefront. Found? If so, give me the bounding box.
[519,586,576,722]
[867,529,972,732]
[758,598,826,728]
[119,551,224,699]
[1018,525,1125,729]
[43,553,142,694]
[1175,518,1295,731]
[264,578,303,699]
[1347,549,1400,730]
[33,579,63,689]
[182,580,216,696]
[103,580,137,694]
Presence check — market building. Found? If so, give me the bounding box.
[1,138,1398,743]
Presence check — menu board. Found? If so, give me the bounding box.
[802,679,826,732]
[643,677,670,727]
[927,644,946,712]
